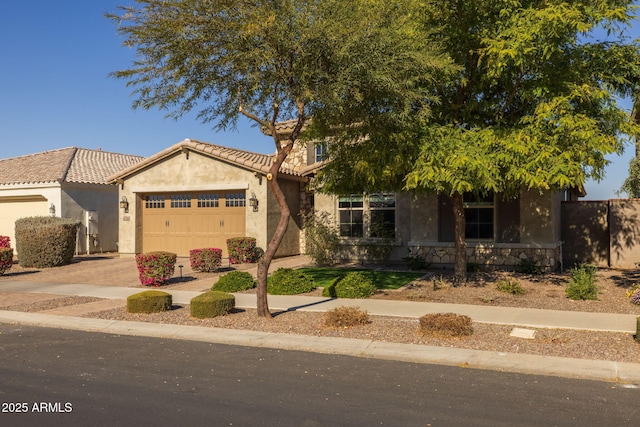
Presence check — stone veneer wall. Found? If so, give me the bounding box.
[408,242,563,271]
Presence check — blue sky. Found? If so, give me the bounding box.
[0,1,637,200]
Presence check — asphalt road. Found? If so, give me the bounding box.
[0,324,637,426]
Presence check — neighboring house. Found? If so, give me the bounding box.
[107,139,308,258]
[0,147,144,255]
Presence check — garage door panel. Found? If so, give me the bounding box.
[142,191,246,257]
[0,197,48,250]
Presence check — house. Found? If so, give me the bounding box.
[0,147,144,254]
[107,139,308,258]
[110,125,579,271]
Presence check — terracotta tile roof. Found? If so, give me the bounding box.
[108,139,304,183]
[0,147,145,186]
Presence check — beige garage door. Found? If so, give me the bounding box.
[141,191,246,257]
[0,196,49,250]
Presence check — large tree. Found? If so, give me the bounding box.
[108,0,449,316]
[320,0,640,282]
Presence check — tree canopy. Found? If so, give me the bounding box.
[319,0,640,281]
[108,0,451,314]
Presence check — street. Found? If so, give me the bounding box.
[0,324,637,426]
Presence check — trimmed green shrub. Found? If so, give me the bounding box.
[190,291,235,318]
[402,253,430,271]
[322,271,377,299]
[496,279,525,295]
[190,247,223,272]
[566,264,598,300]
[127,290,172,313]
[15,217,79,268]
[419,313,474,337]
[267,268,315,295]
[212,271,256,292]
[135,251,177,286]
[0,247,13,275]
[323,306,370,328]
[226,237,263,264]
[515,258,542,274]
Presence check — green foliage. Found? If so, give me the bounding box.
[267,268,315,295]
[302,211,340,266]
[212,271,257,292]
[566,264,599,300]
[190,248,222,272]
[402,253,430,271]
[322,272,377,299]
[466,262,481,273]
[620,156,640,198]
[496,279,525,295]
[127,290,172,314]
[298,267,423,290]
[135,252,177,286]
[323,306,370,328]
[226,237,262,264]
[15,217,79,268]
[190,291,235,319]
[0,247,13,275]
[515,258,542,275]
[418,313,474,337]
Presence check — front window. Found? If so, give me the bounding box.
[370,193,396,238]
[315,143,328,163]
[226,193,246,207]
[339,195,364,237]
[464,192,494,239]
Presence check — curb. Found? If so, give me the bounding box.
[2,310,639,385]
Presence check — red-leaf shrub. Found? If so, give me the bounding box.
[226,237,263,264]
[0,236,10,248]
[190,248,222,272]
[0,247,13,275]
[135,251,177,286]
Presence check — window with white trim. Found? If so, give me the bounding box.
[315,142,328,163]
[225,193,246,207]
[464,192,494,239]
[338,193,396,238]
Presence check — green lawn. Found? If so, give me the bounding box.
[296,267,424,290]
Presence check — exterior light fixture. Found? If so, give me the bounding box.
[49,203,56,217]
[249,193,259,212]
[119,196,129,213]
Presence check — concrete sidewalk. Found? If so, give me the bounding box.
[1,278,639,384]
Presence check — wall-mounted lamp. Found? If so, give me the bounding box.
[249,193,259,212]
[49,203,56,217]
[119,196,129,213]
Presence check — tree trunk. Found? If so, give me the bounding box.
[452,191,467,284]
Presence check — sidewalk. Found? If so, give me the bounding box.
[1,255,639,384]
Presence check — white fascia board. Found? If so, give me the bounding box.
[130,183,250,193]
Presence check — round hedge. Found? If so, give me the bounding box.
[127,290,172,313]
[267,268,315,295]
[212,271,257,292]
[190,291,235,318]
[322,271,377,298]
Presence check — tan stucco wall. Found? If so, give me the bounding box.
[266,178,302,257]
[61,183,120,254]
[409,193,439,242]
[116,149,302,258]
[519,189,562,243]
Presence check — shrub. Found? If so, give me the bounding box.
[418,313,474,337]
[496,279,525,295]
[515,258,542,274]
[212,271,257,292]
[135,251,177,286]
[15,217,79,268]
[0,247,13,275]
[565,264,598,300]
[0,236,10,248]
[322,271,377,299]
[127,290,172,313]
[466,262,481,273]
[627,286,640,305]
[226,237,263,264]
[190,248,222,272]
[302,211,340,266]
[323,306,370,328]
[190,291,235,318]
[402,252,430,271]
[267,268,315,295]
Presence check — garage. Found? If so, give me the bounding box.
[0,196,49,248]
[141,191,246,256]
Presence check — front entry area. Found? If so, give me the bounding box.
[141,191,246,257]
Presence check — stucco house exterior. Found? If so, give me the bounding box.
[107,139,308,258]
[0,147,144,255]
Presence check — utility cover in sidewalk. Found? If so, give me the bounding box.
[510,328,536,339]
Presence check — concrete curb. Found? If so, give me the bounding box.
[2,310,639,385]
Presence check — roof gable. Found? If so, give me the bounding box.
[0,147,145,186]
[108,139,303,183]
